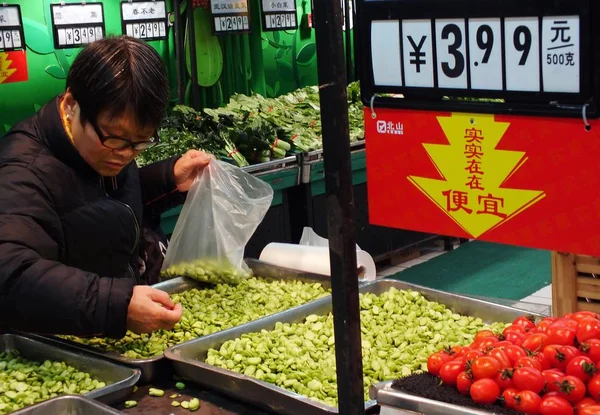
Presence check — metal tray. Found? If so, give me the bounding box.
[369,381,498,415]
[31,259,335,384]
[164,278,541,415]
[11,395,125,415]
[0,334,139,408]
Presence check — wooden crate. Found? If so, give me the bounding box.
[552,252,600,315]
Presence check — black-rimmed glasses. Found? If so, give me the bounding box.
[90,120,159,151]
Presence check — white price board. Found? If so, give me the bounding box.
[214,15,250,33]
[542,16,580,93]
[262,0,295,13]
[211,0,250,33]
[264,13,296,30]
[121,1,168,41]
[51,3,105,49]
[0,5,25,51]
[368,15,582,95]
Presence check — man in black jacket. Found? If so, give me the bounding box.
[0,36,211,338]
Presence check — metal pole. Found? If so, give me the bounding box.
[344,0,353,82]
[187,0,200,109]
[172,0,185,104]
[313,1,364,414]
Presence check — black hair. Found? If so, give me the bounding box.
[66,35,170,130]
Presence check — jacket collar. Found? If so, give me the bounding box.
[37,95,100,179]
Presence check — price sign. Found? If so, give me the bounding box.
[356,0,599,118]
[261,0,297,31]
[210,0,251,35]
[121,1,167,41]
[51,2,105,49]
[0,5,25,52]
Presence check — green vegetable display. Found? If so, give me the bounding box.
[204,288,506,407]
[160,259,251,285]
[136,82,364,167]
[0,350,106,414]
[61,278,330,359]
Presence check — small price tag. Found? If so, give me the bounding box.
[435,19,468,89]
[211,0,251,34]
[401,19,435,88]
[121,1,168,41]
[51,3,105,49]
[504,17,540,92]
[468,18,502,91]
[0,5,25,52]
[541,16,580,93]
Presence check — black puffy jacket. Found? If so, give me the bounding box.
[0,97,184,338]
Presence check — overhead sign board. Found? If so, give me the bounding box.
[50,2,106,49]
[261,0,297,31]
[121,1,168,41]
[0,5,25,52]
[356,0,599,118]
[210,0,251,35]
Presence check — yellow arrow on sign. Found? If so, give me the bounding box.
[408,113,546,238]
[0,52,17,84]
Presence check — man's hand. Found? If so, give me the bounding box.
[126,286,182,334]
[173,150,213,192]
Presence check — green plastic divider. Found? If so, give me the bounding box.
[160,166,299,235]
[309,150,366,196]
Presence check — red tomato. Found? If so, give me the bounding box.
[547,326,577,346]
[427,352,453,376]
[439,361,464,386]
[513,390,543,415]
[580,339,600,362]
[475,330,497,342]
[587,374,600,401]
[464,350,484,362]
[512,367,545,393]
[553,318,579,330]
[495,341,515,349]
[576,398,598,413]
[506,331,526,346]
[502,388,518,409]
[523,333,550,353]
[495,369,514,391]
[577,318,600,343]
[556,375,586,403]
[565,356,597,382]
[456,371,472,395]
[571,311,599,324]
[470,378,500,405]
[533,352,553,371]
[488,348,511,368]
[539,396,574,415]
[471,356,502,380]
[580,406,600,415]
[477,338,500,352]
[505,325,528,335]
[505,345,529,365]
[516,356,544,371]
[545,345,580,371]
[560,346,582,366]
[543,369,566,393]
[514,315,537,331]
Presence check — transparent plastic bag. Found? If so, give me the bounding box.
[161,160,273,284]
[299,226,362,251]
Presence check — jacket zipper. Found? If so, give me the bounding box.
[100,176,140,281]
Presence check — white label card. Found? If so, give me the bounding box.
[2,30,13,49]
[504,17,540,92]
[435,19,468,89]
[211,0,248,15]
[0,6,21,28]
[468,18,503,90]
[262,0,295,13]
[542,15,579,93]
[371,20,402,87]
[52,4,103,26]
[122,1,167,21]
[401,19,434,88]
[215,15,249,32]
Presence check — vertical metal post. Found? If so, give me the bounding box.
[187,0,200,109]
[344,0,353,82]
[173,0,185,103]
[313,1,364,414]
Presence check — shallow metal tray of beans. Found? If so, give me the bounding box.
[28,259,336,384]
[11,394,126,415]
[0,334,139,408]
[163,279,544,415]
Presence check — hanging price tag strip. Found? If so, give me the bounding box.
[261,0,297,31]
[356,0,599,118]
[210,0,251,35]
[51,3,105,49]
[0,5,25,52]
[121,1,168,41]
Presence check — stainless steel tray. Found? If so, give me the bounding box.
[0,334,139,408]
[164,278,540,415]
[370,381,498,415]
[11,395,125,415]
[31,259,334,384]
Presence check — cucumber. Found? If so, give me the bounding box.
[185,7,223,87]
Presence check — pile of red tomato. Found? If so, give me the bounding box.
[426,311,600,415]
